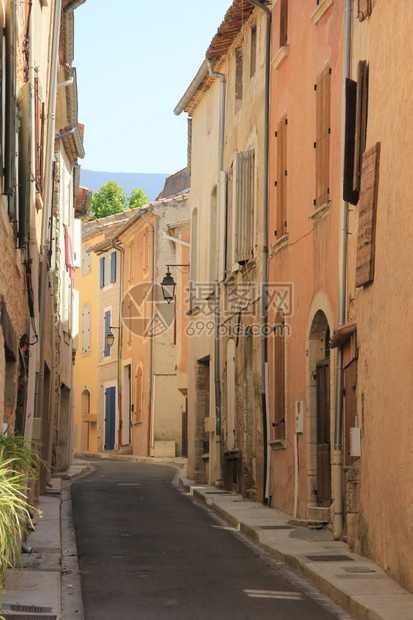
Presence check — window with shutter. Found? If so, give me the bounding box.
[143,226,150,275]
[234,150,255,264]
[273,311,286,441]
[110,251,117,283]
[315,65,331,209]
[82,245,91,275]
[250,25,257,78]
[100,256,105,288]
[82,305,91,354]
[357,0,371,21]
[343,61,368,205]
[235,48,243,114]
[104,309,111,357]
[5,0,16,204]
[279,0,288,48]
[34,77,45,196]
[355,142,380,287]
[276,116,288,238]
[136,366,143,421]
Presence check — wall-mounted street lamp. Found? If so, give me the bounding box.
[106,326,120,350]
[160,264,189,304]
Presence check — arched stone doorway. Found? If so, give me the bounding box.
[306,297,334,521]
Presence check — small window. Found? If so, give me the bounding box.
[110,251,117,284]
[314,64,331,209]
[273,311,286,441]
[276,116,288,238]
[233,150,255,264]
[103,309,111,357]
[235,48,243,113]
[250,25,257,78]
[280,0,288,48]
[100,257,105,288]
[82,245,91,275]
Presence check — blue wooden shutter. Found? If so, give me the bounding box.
[100,257,105,288]
[110,251,116,283]
[104,310,111,357]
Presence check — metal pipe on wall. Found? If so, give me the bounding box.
[333,0,352,540]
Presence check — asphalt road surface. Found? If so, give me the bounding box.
[71,459,352,620]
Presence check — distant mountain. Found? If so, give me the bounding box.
[80,169,170,204]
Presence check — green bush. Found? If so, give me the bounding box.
[0,433,41,588]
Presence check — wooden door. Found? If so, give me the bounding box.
[316,360,331,506]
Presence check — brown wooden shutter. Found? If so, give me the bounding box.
[235,150,255,263]
[355,142,381,287]
[273,311,285,441]
[5,0,16,202]
[279,0,288,48]
[358,0,371,21]
[353,61,368,195]
[276,116,287,237]
[315,65,331,209]
[34,78,45,196]
[343,358,358,468]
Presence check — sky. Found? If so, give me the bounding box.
[74,1,232,175]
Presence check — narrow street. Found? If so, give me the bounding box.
[71,460,351,620]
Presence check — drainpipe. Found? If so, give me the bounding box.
[248,0,271,503]
[207,59,225,487]
[333,0,351,540]
[140,210,155,456]
[110,239,124,447]
[33,0,62,432]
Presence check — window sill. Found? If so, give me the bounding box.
[270,234,288,257]
[272,46,289,70]
[311,0,334,25]
[309,201,330,223]
[269,439,287,450]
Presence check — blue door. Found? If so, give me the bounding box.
[104,386,116,450]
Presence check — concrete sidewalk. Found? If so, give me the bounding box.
[2,455,413,620]
[0,460,90,620]
[178,474,413,620]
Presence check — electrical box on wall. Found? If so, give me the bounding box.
[295,399,304,434]
[350,427,362,457]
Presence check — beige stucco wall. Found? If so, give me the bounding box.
[347,0,413,592]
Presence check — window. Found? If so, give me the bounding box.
[82,245,91,275]
[103,309,111,357]
[279,0,288,47]
[128,241,134,284]
[233,150,255,264]
[314,64,331,209]
[135,366,143,421]
[82,304,91,354]
[209,187,217,282]
[143,226,150,275]
[235,48,243,113]
[190,208,198,308]
[100,256,105,288]
[110,251,117,284]
[273,311,286,441]
[250,25,257,78]
[34,77,45,196]
[276,115,288,238]
[355,142,381,287]
[357,0,371,21]
[343,61,368,205]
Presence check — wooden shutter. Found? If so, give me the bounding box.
[315,65,331,209]
[357,0,371,21]
[136,367,143,421]
[34,78,45,195]
[5,0,16,201]
[273,312,285,441]
[276,116,287,237]
[104,310,111,357]
[343,359,358,468]
[100,257,105,288]
[17,82,32,248]
[82,305,91,354]
[110,251,116,283]
[234,150,255,263]
[355,142,381,287]
[353,61,368,195]
[279,0,288,47]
